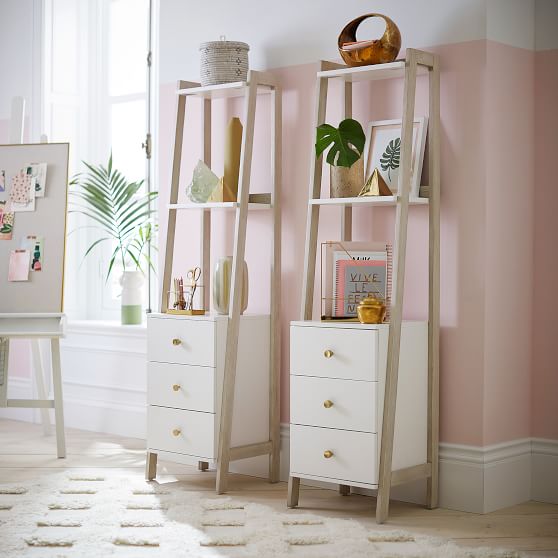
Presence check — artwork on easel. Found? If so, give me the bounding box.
[21,235,44,271]
[9,169,36,212]
[0,201,14,240]
[8,249,30,281]
[25,163,48,197]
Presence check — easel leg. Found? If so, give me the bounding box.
[198,461,209,471]
[339,484,350,496]
[145,452,157,480]
[31,339,51,435]
[50,338,66,458]
[287,475,300,508]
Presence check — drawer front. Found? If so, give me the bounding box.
[148,317,215,367]
[290,325,377,381]
[147,406,215,458]
[147,362,215,412]
[290,375,377,433]
[290,424,377,485]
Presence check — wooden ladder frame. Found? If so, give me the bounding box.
[287,49,440,523]
[159,71,282,494]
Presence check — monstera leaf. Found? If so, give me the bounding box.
[315,118,366,168]
[380,137,401,182]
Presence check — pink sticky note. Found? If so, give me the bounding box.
[8,249,31,281]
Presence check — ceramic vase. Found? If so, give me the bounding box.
[213,257,248,315]
[120,270,143,325]
[330,156,364,198]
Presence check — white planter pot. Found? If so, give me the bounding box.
[213,257,248,315]
[120,270,144,325]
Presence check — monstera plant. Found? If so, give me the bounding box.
[315,118,366,197]
[315,118,365,167]
[69,154,157,324]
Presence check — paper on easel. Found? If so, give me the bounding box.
[21,235,44,271]
[25,162,47,197]
[8,249,30,281]
[10,170,35,212]
[0,201,14,240]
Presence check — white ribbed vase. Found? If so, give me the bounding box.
[213,257,248,315]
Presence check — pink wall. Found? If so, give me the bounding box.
[483,42,534,444]
[532,48,558,440]
[156,41,555,447]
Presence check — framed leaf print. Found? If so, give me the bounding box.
[363,117,427,197]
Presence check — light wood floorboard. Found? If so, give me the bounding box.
[1,419,557,556]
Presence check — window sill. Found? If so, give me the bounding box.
[65,319,147,339]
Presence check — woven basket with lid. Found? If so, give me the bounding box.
[199,39,249,86]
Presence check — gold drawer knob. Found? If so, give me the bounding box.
[172,428,181,437]
[172,384,181,392]
[323,349,334,358]
[172,338,182,346]
[323,399,334,408]
[323,450,334,459]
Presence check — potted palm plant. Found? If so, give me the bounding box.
[315,118,366,197]
[70,155,157,325]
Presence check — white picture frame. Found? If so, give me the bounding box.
[363,116,428,198]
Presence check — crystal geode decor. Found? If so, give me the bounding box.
[186,159,220,203]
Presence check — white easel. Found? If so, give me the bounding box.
[0,99,67,457]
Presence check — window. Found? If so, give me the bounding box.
[43,0,155,321]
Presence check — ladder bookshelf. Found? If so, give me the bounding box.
[287,49,440,523]
[147,70,281,494]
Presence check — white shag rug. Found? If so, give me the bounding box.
[0,473,524,557]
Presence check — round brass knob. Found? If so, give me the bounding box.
[172,428,181,437]
[323,400,334,408]
[172,338,182,346]
[172,384,181,392]
[323,450,334,459]
[323,349,334,358]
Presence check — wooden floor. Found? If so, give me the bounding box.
[1,418,557,557]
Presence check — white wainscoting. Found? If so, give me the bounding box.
[0,321,148,439]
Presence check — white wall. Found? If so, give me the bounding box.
[535,0,558,50]
[0,0,38,120]
[159,0,488,83]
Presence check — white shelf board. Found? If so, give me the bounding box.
[168,201,271,210]
[317,60,428,83]
[177,81,273,100]
[309,195,428,207]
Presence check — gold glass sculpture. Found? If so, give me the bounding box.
[338,13,401,67]
[359,168,393,197]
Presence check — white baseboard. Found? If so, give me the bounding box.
[531,438,558,505]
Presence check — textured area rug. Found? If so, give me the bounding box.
[0,474,523,557]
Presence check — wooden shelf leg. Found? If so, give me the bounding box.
[287,475,300,508]
[145,452,157,480]
[269,85,282,484]
[339,484,351,496]
[426,55,441,511]
[50,338,66,459]
[376,51,418,524]
[216,74,259,495]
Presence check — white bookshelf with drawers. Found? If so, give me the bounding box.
[146,313,270,471]
[290,321,427,489]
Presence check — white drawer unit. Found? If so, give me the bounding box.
[290,325,378,381]
[145,313,271,479]
[289,321,428,493]
[290,424,378,486]
[290,375,377,433]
